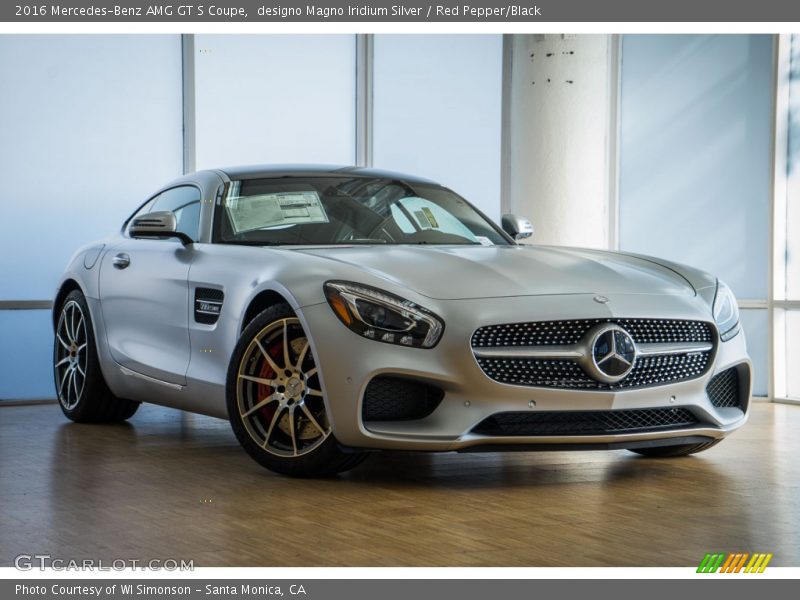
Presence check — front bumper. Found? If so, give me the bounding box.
[298,292,752,452]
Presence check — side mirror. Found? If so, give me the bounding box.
[130,211,192,245]
[501,214,534,240]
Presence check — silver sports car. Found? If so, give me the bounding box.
[53,165,751,476]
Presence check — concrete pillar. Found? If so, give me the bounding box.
[506,34,616,249]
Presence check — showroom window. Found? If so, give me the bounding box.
[192,35,357,169]
[0,34,183,401]
[0,34,506,401]
[618,34,774,396]
[372,35,503,221]
[775,34,800,401]
[618,33,800,403]
[0,33,795,405]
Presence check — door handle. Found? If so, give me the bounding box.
[112,253,130,270]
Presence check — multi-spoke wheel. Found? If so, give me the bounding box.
[55,299,88,411]
[53,290,140,423]
[227,303,368,477]
[237,316,330,457]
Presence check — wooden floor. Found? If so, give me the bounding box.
[0,401,797,567]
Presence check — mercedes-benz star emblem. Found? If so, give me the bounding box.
[580,324,637,384]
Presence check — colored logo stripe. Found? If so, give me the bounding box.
[720,553,736,572]
[698,552,772,573]
[697,553,725,573]
[697,554,712,572]
[745,553,773,573]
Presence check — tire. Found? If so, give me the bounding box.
[629,439,722,458]
[54,290,140,423]
[226,303,369,477]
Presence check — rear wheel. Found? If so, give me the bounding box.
[226,303,368,477]
[54,290,140,422]
[629,439,722,458]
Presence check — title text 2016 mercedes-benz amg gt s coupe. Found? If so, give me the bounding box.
[53,165,751,476]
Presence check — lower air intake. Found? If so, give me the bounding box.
[706,368,741,408]
[472,407,699,437]
[362,376,444,422]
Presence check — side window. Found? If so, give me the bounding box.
[174,201,201,241]
[148,186,202,242]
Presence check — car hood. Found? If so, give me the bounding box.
[291,245,696,300]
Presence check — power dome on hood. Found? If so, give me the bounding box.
[293,244,696,300]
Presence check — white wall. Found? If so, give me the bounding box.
[372,35,503,221]
[193,35,356,169]
[508,34,613,248]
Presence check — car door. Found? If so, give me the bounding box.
[98,185,202,385]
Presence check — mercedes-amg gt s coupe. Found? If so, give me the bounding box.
[53,165,751,476]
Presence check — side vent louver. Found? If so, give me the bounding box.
[195,288,224,324]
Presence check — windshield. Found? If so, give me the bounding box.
[215,176,510,246]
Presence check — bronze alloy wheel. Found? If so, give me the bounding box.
[235,317,331,457]
[227,304,369,476]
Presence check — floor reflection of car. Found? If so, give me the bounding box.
[53,165,752,476]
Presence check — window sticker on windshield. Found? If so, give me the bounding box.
[475,236,494,246]
[413,209,433,229]
[226,191,329,233]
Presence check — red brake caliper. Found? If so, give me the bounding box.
[256,340,284,423]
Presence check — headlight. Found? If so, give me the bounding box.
[324,281,444,348]
[713,280,740,342]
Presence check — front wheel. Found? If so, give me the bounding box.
[226,303,368,477]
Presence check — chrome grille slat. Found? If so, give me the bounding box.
[471,318,712,348]
[472,340,713,360]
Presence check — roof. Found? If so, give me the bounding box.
[212,164,441,186]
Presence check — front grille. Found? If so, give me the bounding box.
[472,318,715,390]
[707,368,741,408]
[471,318,712,347]
[472,407,699,437]
[362,376,444,422]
